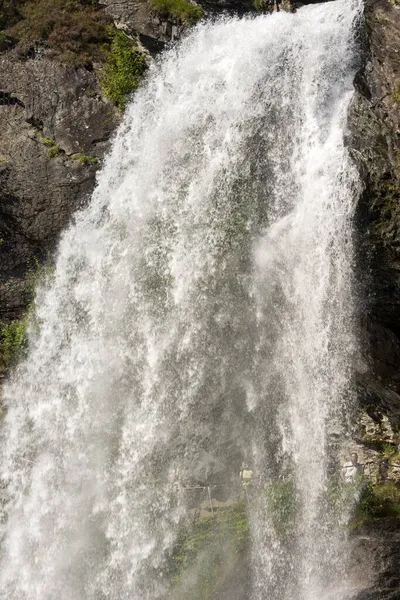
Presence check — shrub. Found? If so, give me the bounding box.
[100,30,147,110]
[167,501,250,599]
[265,479,300,538]
[0,29,14,50]
[0,0,21,30]
[351,481,400,526]
[7,0,112,65]
[150,0,203,23]
[0,317,28,371]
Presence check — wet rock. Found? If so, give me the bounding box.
[350,518,400,600]
[0,54,120,321]
[350,0,400,430]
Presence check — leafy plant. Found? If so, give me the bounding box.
[100,30,147,110]
[150,0,203,23]
[382,442,397,456]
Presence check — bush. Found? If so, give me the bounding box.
[100,30,147,110]
[167,501,250,599]
[0,0,21,30]
[0,29,14,50]
[7,0,112,65]
[351,481,400,526]
[150,0,203,23]
[0,317,28,371]
[265,479,300,538]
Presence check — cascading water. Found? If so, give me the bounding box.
[0,1,363,599]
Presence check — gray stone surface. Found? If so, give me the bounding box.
[350,0,400,430]
[0,55,120,320]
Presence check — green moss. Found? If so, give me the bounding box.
[71,153,98,165]
[0,317,28,372]
[39,133,63,158]
[39,133,55,148]
[150,0,203,23]
[100,30,147,110]
[47,144,62,158]
[167,501,250,599]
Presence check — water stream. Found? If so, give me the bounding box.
[0,1,362,598]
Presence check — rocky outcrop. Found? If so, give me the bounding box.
[348,2,400,597]
[350,0,400,430]
[0,54,119,320]
[350,518,400,600]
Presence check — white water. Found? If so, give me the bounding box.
[0,2,362,599]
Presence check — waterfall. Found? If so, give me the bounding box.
[0,1,362,599]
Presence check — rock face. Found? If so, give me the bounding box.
[350,518,400,600]
[349,0,400,431]
[0,55,120,320]
[348,2,400,598]
[100,0,332,54]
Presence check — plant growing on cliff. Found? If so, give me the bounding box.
[100,31,147,110]
[150,0,203,23]
[71,153,98,165]
[0,317,28,371]
[7,0,112,65]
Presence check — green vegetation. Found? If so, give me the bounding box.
[47,143,62,158]
[264,479,300,538]
[0,29,13,50]
[372,181,400,247]
[383,442,397,456]
[392,82,400,104]
[71,153,98,165]
[39,133,55,147]
[150,0,203,23]
[351,481,400,526]
[2,0,111,65]
[0,0,21,30]
[168,501,250,599]
[100,30,147,110]
[0,317,28,371]
[253,0,267,10]
[39,133,63,158]
[0,256,51,374]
